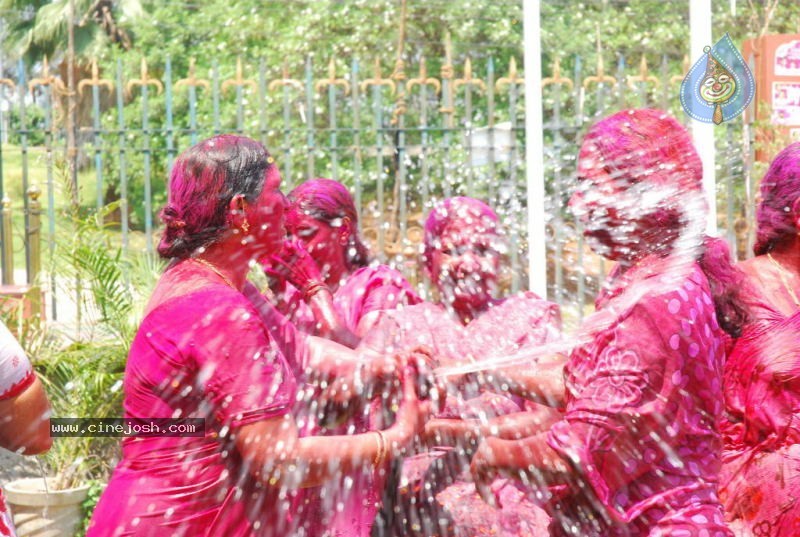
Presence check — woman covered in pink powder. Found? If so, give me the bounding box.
[86,135,431,537]
[469,109,741,537]
[267,178,421,348]
[363,196,562,537]
[720,143,800,536]
[254,178,423,536]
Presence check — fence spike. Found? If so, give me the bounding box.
[268,60,302,92]
[28,55,67,95]
[627,55,660,89]
[497,57,525,91]
[359,58,394,95]
[407,57,441,95]
[176,58,211,91]
[127,57,163,95]
[314,57,350,96]
[221,57,256,94]
[454,57,486,92]
[78,59,114,96]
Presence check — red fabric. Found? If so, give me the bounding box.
[720,277,800,536]
[0,370,34,402]
[0,321,33,401]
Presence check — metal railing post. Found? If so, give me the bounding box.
[1,196,13,285]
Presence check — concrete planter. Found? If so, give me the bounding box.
[4,478,89,537]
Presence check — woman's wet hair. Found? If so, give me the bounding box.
[288,178,370,269]
[157,134,275,259]
[754,142,800,256]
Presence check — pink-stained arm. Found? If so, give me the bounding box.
[304,288,361,348]
[470,432,570,504]
[422,406,562,448]
[304,335,397,402]
[265,241,362,347]
[488,353,568,408]
[234,367,430,489]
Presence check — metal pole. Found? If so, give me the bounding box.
[66,0,78,208]
[523,0,547,297]
[1,196,13,285]
[690,0,717,234]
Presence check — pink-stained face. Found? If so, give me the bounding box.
[428,214,503,312]
[570,157,657,263]
[245,166,287,257]
[284,206,348,283]
[570,109,704,263]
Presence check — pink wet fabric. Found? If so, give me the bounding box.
[272,265,421,537]
[720,278,800,536]
[546,258,732,537]
[87,286,298,537]
[368,292,562,536]
[278,264,421,336]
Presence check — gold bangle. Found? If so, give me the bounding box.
[375,430,387,467]
[372,431,382,466]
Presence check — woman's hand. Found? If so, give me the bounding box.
[397,346,445,408]
[383,366,434,458]
[470,437,503,506]
[264,239,326,298]
[421,418,481,448]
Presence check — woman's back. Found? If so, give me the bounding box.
[87,286,299,537]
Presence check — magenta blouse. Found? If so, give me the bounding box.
[87,286,298,537]
[277,264,421,336]
[546,258,732,537]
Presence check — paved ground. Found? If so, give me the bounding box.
[0,448,42,486]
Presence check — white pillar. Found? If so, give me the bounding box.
[523,0,547,297]
[690,0,717,234]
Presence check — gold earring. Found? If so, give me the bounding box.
[241,220,250,234]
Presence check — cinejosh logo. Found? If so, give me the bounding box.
[50,418,205,437]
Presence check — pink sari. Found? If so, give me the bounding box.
[545,258,732,537]
[87,286,299,537]
[720,279,800,536]
[367,292,561,537]
[269,266,421,537]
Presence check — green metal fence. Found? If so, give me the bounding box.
[0,48,753,323]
